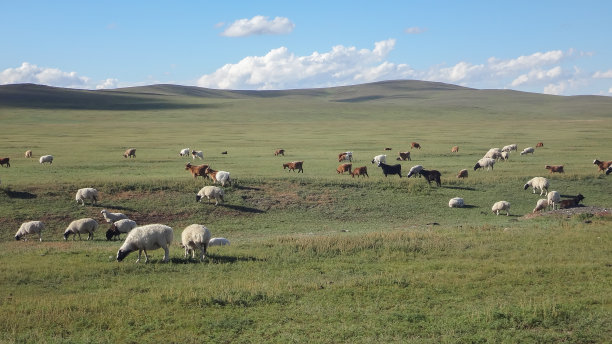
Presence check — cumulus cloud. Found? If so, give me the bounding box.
[511,66,562,87]
[221,15,295,37]
[593,69,612,78]
[405,27,426,34]
[96,78,119,89]
[0,62,90,88]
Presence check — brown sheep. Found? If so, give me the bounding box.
[185,163,209,179]
[350,166,368,178]
[0,157,10,168]
[593,159,612,172]
[536,142,544,148]
[274,149,285,156]
[457,169,468,178]
[451,146,459,153]
[411,142,421,149]
[123,148,136,158]
[396,152,411,161]
[25,150,32,158]
[283,161,304,173]
[545,165,564,173]
[336,163,352,174]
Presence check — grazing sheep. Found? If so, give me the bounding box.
[536,142,544,148]
[396,152,411,161]
[123,148,136,158]
[411,142,421,149]
[191,150,204,160]
[371,154,386,165]
[0,157,10,167]
[350,166,368,178]
[474,158,496,171]
[338,152,353,162]
[377,162,402,178]
[593,159,612,172]
[39,155,53,164]
[116,224,174,263]
[419,169,442,186]
[483,148,502,160]
[25,150,32,158]
[406,165,423,178]
[283,161,304,173]
[533,199,549,213]
[205,167,232,186]
[500,151,510,161]
[101,209,128,223]
[196,186,225,205]
[63,218,98,241]
[75,188,99,206]
[559,194,585,209]
[457,169,468,178]
[547,191,561,210]
[274,149,285,156]
[520,147,535,155]
[492,201,511,216]
[545,165,564,174]
[451,146,459,153]
[336,163,352,174]
[524,177,549,196]
[179,148,190,157]
[185,162,210,179]
[502,144,517,152]
[15,221,44,241]
[106,219,137,241]
[181,224,212,261]
[208,237,230,247]
[448,197,464,208]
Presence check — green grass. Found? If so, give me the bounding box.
[0,81,611,343]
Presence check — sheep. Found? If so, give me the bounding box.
[371,154,386,165]
[123,148,136,158]
[407,165,423,178]
[411,142,421,149]
[106,219,137,241]
[191,150,204,160]
[196,185,225,205]
[448,197,464,208]
[559,194,585,209]
[116,224,173,263]
[520,147,535,155]
[283,161,304,173]
[547,191,561,210]
[101,209,128,223]
[377,162,402,178]
[208,237,230,247]
[274,149,285,156]
[484,148,502,160]
[75,188,99,206]
[179,148,190,157]
[523,177,549,196]
[205,167,232,186]
[15,221,44,241]
[338,152,353,162]
[451,146,459,153]
[39,155,53,164]
[545,165,564,174]
[419,169,442,186]
[0,157,10,167]
[350,166,368,178]
[396,152,411,161]
[533,199,549,213]
[492,201,511,216]
[536,142,544,148]
[474,158,496,171]
[63,218,98,241]
[502,144,517,152]
[185,163,209,179]
[457,169,468,178]
[25,150,33,158]
[593,159,612,172]
[181,224,212,261]
[500,151,509,161]
[336,163,352,174]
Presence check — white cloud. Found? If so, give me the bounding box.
[593,70,612,78]
[96,78,119,89]
[511,66,562,87]
[221,15,295,37]
[0,62,90,88]
[488,50,566,75]
[543,81,567,95]
[405,27,426,34]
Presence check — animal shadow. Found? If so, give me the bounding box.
[3,188,37,199]
[220,204,265,214]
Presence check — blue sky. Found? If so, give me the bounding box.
[1,1,611,95]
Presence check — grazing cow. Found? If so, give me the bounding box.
[283,161,304,173]
[451,146,459,153]
[396,152,411,161]
[185,163,209,179]
[350,166,368,178]
[274,149,285,156]
[123,148,136,158]
[545,165,564,174]
[536,142,544,148]
[0,157,9,168]
[336,163,352,174]
[411,142,421,149]
[593,159,612,172]
[559,194,585,209]
[377,162,402,178]
[338,152,353,162]
[457,169,468,178]
[418,169,441,186]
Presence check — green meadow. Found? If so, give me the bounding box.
[0,81,611,343]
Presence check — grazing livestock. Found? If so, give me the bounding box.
[63,218,98,241]
[492,201,511,216]
[524,177,549,196]
[106,219,137,241]
[39,155,53,164]
[274,149,285,156]
[593,159,612,172]
[520,147,535,155]
[179,148,190,157]
[411,142,421,149]
[221,151,228,155]
[533,199,548,213]
[407,165,423,178]
[185,163,209,179]
[15,221,44,241]
[196,186,225,205]
[25,150,32,158]
[377,162,402,178]
[0,157,10,167]
[474,158,496,171]
[116,224,173,263]
[283,161,304,173]
[396,152,411,161]
[502,144,517,152]
[100,209,128,223]
[545,165,564,174]
[451,146,459,153]
[448,197,464,208]
[457,169,468,178]
[336,163,352,174]
[547,191,561,210]
[75,188,99,206]
[191,150,204,160]
[500,151,510,161]
[181,224,212,261]
[123,148,136,158]
[338,151,353,162]
[384,147,392,151]
[371,154,386,165]
[418,169,442,186]
[205,168,231,186]
[536,142,544,148]
[607,166,612,175]
[208,237,230,247]
[350,166,368,178]
[559,194,585,209]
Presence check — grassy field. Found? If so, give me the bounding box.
[0,81,611,343]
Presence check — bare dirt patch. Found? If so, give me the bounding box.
[522,206,611,220]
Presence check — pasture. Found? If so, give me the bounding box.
[0,81,611,343]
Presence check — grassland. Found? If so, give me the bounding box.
[0,81,611,343]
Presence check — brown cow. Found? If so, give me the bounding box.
[283,161,304,173]
[396,151,411,161]
[185,163,209,179]
[336,163,352,174]
[350,166,368,178]
[411,142,421,149]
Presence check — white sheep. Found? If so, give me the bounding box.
[39,155,53,164]
[75,188,99,206]
[547,191,561,210]
[474,158,496,171]
[533,199,549,213]
[15,221,44,241]
[500,151,509,161]
[502,144,517,152]
[208,170,231,187]
[483,148,502,160]
[371,154,386,165]
[179,148,190,157]
[63,218,99,241]
[106,219,138,241]
[448,197,465,208]
[208,237,230,247]
[524,177,549,196]
[406,165,423,178]
[116,224,173,263]
[196,186,225,205]
[520,147,535,155]
[492,201,511,216]
[101,209,129,223]
[181,224,212,261]
[191,150,204,160]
